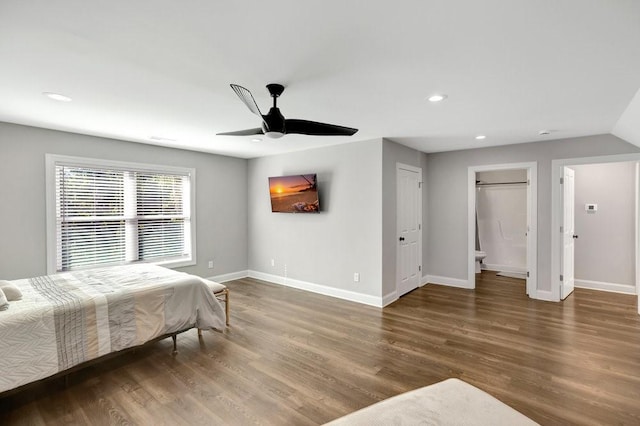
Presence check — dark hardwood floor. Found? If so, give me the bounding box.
[1,272,639,425]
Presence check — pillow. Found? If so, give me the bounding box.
[0,288,8,311]
[0,280,22,301]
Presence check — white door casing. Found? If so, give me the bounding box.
[467,162,538,296]
[397,164,422,297]
[561,167,576,299]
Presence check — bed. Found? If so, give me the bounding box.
[0,264,226,394]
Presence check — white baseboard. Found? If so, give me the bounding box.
[248,270,285,285]
[483,263,527,274]
[207,270,248,283]
[421,275,430,286]
[382,291,398,307]
[575,279,636,295]
[248,270,385,308]
[425,274,472,289]
[534,289,557,302]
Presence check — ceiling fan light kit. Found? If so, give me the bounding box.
[218,83,358,139]
[265,131,284,139]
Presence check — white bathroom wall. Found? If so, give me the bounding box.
[476,169,527,273]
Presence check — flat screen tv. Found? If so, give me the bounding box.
[269,174,320,213]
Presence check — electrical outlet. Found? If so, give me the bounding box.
[271,258,275,267]
[208,260,214,269]
[353,272,360,282]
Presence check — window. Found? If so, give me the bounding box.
[46,155,195,273]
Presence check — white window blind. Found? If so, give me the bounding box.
[47,155,195,272]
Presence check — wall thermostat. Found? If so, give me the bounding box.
[585,203,597,212]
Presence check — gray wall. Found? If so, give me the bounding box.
[248,139,383,298]
[573,161,636,287]
[0,122,248,279]
[381,139,427,296]
[426,134,640,292]
[4,120,637,301]
[476,169,527,184]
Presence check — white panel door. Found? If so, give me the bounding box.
[397,165,422,297]
[561,167,576,299]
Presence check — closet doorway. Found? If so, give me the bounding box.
[467,162,538,296]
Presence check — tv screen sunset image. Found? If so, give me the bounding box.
[268,174,320,213]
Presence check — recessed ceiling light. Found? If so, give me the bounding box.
[251,138,263,142]
[475,135,486,140]
[149,136,176,142]
[43,92,72,102]
[427,94,447,102]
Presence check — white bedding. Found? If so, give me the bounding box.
[0,264,225,394]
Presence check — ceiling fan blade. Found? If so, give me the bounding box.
[230,84,263,116]
[217,127,264,136]
[285,119,358,136]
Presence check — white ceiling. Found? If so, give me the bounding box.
[1,0,639,159]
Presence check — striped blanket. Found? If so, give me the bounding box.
[0,264,225,393]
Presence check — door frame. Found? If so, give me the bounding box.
[396,162,423,297]
[551,153,640,304]
[468,162,538,296]
[561,166,576,300]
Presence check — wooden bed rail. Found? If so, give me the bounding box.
[198,287,230,337]
[218,288,230,326]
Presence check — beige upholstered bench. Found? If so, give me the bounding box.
[324,378,538,425]
[198,280,230,335]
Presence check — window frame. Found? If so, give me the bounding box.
[45,154,197,274]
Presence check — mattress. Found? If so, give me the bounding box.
[0,264,226,393]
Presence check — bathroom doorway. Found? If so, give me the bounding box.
[468,162,538,296]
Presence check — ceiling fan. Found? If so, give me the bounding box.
[217,83,358,139]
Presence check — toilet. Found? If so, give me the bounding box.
[475,251,487,273]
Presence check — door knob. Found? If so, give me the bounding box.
[399,237,405,241]
[573,234,579,239]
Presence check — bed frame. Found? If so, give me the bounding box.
[1,287,230,399]
[198,287,230,336]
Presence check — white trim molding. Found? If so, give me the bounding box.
[45,154,197,274]
[468,162,538,298]
[249,270,286,285]
[535,290,556,302]
[382,291,398,307]
[208,270,249,283]
[575,279,636,295]
[248,270,385,308]
[482,264,527,274]
[425,275,472,289]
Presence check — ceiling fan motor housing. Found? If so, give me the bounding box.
[263,107,286,138]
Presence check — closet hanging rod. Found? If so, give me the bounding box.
[476,181,527,186]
